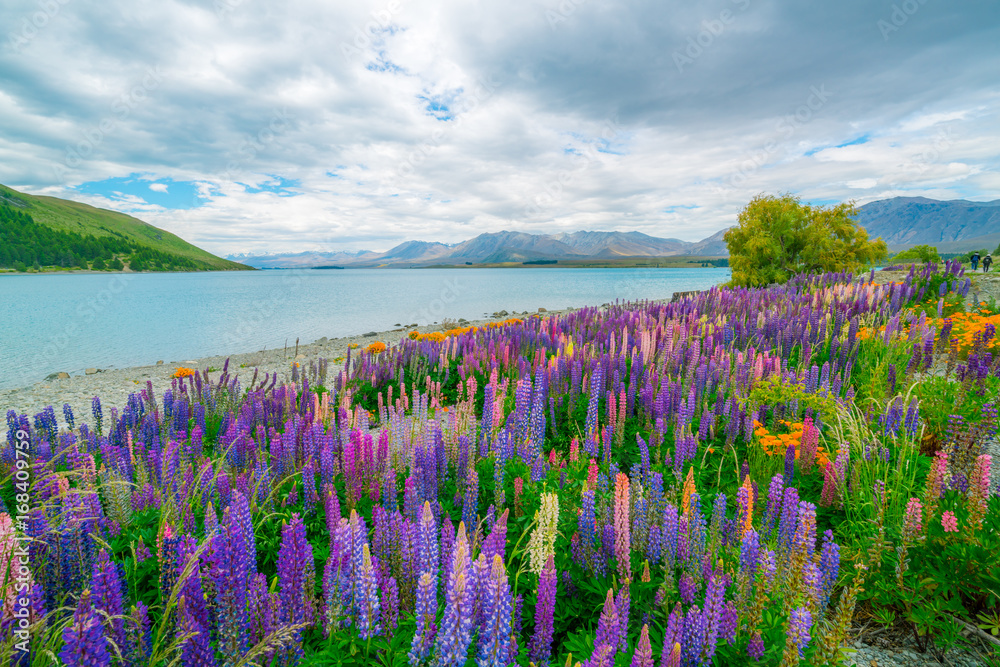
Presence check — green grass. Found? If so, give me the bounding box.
[0,183,251,271]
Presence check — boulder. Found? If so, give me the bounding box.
[85,368,98,375]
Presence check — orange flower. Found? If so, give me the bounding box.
[173,367,195,378]
[365,341,387,355]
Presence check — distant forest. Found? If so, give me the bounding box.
[0,204,200,272]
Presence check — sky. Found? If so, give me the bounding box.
[1,0,998,256]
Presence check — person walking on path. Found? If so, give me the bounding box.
[971,251,981,270]
[984,254,993,272]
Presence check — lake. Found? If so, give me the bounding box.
[0,267,730,390]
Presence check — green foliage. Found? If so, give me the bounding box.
[724,193,889,287]
[891,244,941,264]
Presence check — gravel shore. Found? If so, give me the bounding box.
[0,307,571,420]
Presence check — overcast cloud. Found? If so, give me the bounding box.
[1,0,998,254]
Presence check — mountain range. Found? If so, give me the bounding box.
[228,196,1000,268]
[229,228,731,269]
[855,197,1000,252]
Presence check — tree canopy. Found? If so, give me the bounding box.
[724,193,888,287]
[891,244,941,265]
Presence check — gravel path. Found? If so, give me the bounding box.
[1,308,572,421]
[843,627,997,666]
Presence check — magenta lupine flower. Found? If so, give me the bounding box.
[60,590,111,667]
[787,606,812,657]
[409,573,437,666]
[941,510,959,533]
[476,555,514,667]
[530,554,557,666]
[631,624,654,667]
[614,474,632,581]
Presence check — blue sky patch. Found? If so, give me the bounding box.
[240,176,301,196]
[75,174,207,209]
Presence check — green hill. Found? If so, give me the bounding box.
[0,184,251,273]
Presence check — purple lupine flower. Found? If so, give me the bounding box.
[434,525,475,666]
[179,596,218,667]
[787,606,812,657]
[125,603,151,665]
[214,493,255,658]
[679,573,696,605]
[382,575,400,636]
[463,469,479,532]
[747,631,765,661]
[681,604,706,667]
[776,487,800,557]
[660,602,684,667]
[60,590,111,667]
[418,501,439,584]
[410,573,437,665]
[783,442,796,487]
[631,623,654,667]
[616,582,631,653]
[90,549,125,650]
[817,530,840,609]
[592,588,620,659]
[530,554,557,666]
[482,508,508,563]
[702,570,726,662]
[477,555,515,667]
[277,513,315,660]
[719,602,738,644]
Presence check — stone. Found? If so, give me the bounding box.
[85,368,98,375]
[57,371,70,379]
[156,360,163,365]
[363,331,377,337]
[295,354,307,360]
[318,337,328,344]
[45,372,70,381]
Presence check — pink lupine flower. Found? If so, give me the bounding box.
[941,511,958,533]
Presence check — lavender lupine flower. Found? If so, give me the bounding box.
[418,501,439,584]
[702,570,726,662]
[382,575,400,636]
[356,544,381,639]
[434,524,475,667]
[530,554,557,666]
[476,555,514,667]
[60,590,111,667]
[747,631,765,661]
[410,573,437,666]
[787,606,812,658]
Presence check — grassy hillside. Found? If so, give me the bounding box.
[0,184,250,272]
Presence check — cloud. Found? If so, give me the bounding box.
[0,0,997,254]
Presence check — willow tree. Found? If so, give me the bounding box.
[724,193,888,287]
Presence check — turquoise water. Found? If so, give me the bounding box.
[0,267,730,390]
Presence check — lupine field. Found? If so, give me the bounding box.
[4,261,1000,667]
